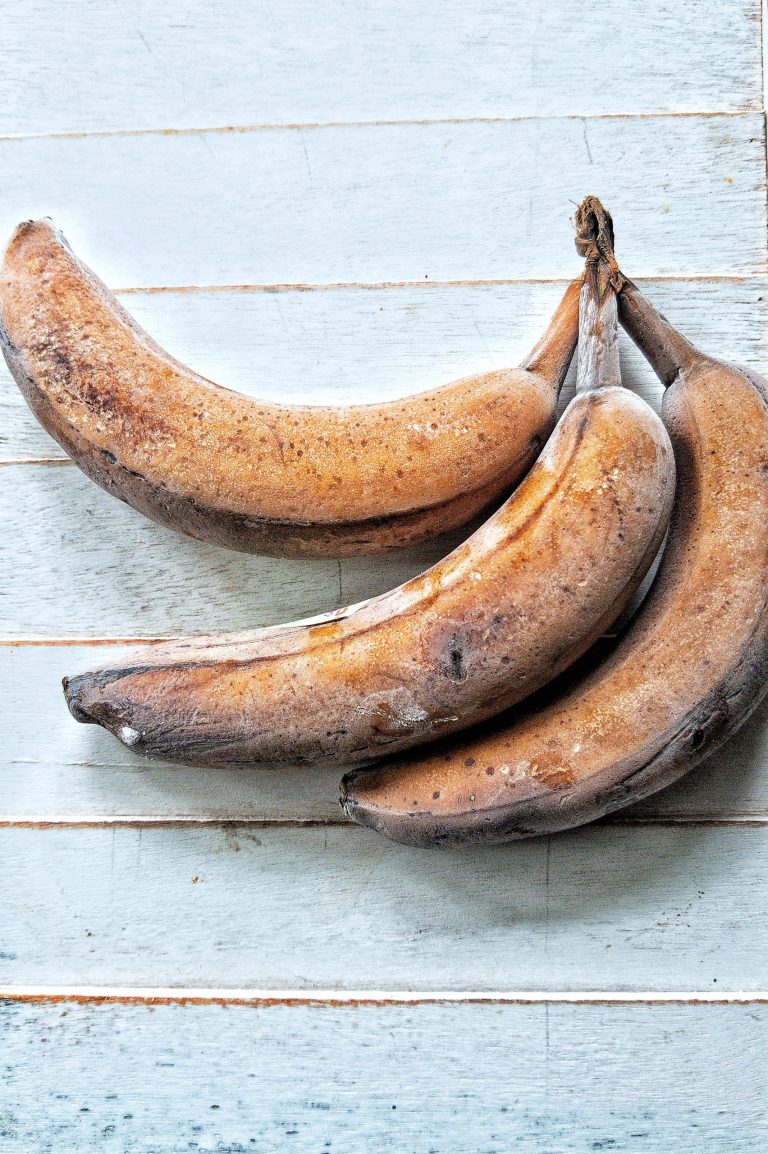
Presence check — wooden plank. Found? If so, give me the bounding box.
[0,466,446,638]
[3,274,768,638]
[0,115,763,289]
[0,1,760,136]
[764,0,768,117]
[0,465,380,638]
[2,278,577,461]
[1,8,764,1141]
[4,276,768,462]
[2,644,768,823]
[1,824,766,989]
[0,643,342,822]
[1,1000,765,1153]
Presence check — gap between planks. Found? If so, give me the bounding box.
[0,815,766,829]
[1,987,766,1007]
[75,274,768,294]
[0,637,180,646]
[0,109,757,145]
[0,264,762,473]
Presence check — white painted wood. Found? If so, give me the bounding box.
[0,279,578,461]
[4,272,768,636]
[0,467,450,637]
[0,0,760,136]
[0,643,342,821]
[1,999,765,1153]
[1,1,766,1143]
[764,0,768,115]
[0,115,763,289]
[1,824,766,989]
[4,276,768,461]
[2,644,767,823]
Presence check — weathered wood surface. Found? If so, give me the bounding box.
[0,0,760,135]
[1,1000,765,1153]
[3,274,768,637]
[0,466,445,637]
[4,277,768,461]
[2,1,768,1149]
[0,115,763,289]
[1,824,766,989]
[2,644,768,823]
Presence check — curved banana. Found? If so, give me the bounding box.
[0,219,580,558]
[341,210,768,847]
[62,249,674,771]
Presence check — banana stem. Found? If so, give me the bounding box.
[576,278,621,393]
[617,280,703,388]
[573,196,622,393]
[521,276,582,391]
[572,194,703,389]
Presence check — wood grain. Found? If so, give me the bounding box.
[0,115,763,289]
[2,645,768,823]
[3,275,768,638]
[4,277,768,461]
[1,824,766,989]
[1,1,766,1145]
[1,999,766,1153]
[0,466,448,638]
[0,0,760,135]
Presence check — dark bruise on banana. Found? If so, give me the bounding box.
[62,234,675,773]
[0,219,581,558]
[341,199,768,847]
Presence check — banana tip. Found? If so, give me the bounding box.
[339,771,378,829]
[61,672,150,754]
[62,673,99,725]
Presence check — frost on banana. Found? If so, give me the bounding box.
[0,219,580,557]
[342,203,768,847]
[63,248,675,772]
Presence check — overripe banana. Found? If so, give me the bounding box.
[63,218,674,772]
[341,201,768,847]
[0,219,581,557]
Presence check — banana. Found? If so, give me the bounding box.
[341,202,768,847]
[63,231,674,772]
[0,219,581,558]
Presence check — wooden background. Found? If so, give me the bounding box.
[1,1,767,1149]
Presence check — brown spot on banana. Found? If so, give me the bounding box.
[63,270,675,772]
[0,219,580,557]
[340,205,768,847]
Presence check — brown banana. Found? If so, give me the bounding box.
[62,219,674,772]
[0,218,580,558]
[341,200,768,847]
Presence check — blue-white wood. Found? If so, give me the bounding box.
[2,278,768,642]
[0,0,760,134]
[1,999,765,1153]
[0,115,763,289]
[2,0,768,1148]
[0,465,446,638]
[2,824,767,990]
[4,277,768,462]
